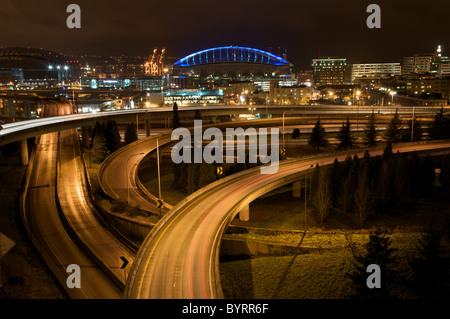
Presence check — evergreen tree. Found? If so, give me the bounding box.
[364,111,377,147]
[439,153,450,199]
[172,163,182,190]
[91,120,104,147]
[198,162,217,189]
[410,226,450,299]
[377,157,393,211]
[173,102,180,129]
[92,129,110,163]
[428,107,450,140]
[124,122,138,145]
[347,229,406,299]
[178,162,189,193]
[308,118,328,151]
[329,158,341,208]
[392,153,409,201]
[104,120,122,153]
[187,163,201,194]
[401,119,422,143]
[337,118,354,150]
[292,128,301,139]
[383,142,393,159]
[384,110,402,144]
[194,109,202,120]
[342,155,359,214]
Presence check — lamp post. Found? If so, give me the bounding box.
[355,90,361,133]
[156,138,162,218]
[126,152,145,205]
[411,105,416,143]
[390,91,396,106]
[282,110,287,153]
[304,164,314,230]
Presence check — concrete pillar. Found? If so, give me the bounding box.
[239,204,250,221]
[292,180,301,198]
[145,119,150,137]
[20,139,29,166]
[24,101,32,118]
[8,100,15,118]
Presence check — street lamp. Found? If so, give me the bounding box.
[355,90,361,134]
[411,105,416,143]
[156,138,162,218]
[390,91,396,106]
[282,110,287,152]
[126,152,145,205]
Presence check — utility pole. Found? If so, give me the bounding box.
[411,105,415,143]
[157,138,162,218]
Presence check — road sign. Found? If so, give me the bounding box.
[280,148,286,156]
[156,199,165,209]
[0,232,15,259]
[216,167,223,175]
[119,256,129,269]
[0,233,15,287]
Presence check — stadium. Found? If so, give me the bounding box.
[0,47,75,83]
[170,46,294,88]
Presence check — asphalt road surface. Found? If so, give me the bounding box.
[22,132,123,298]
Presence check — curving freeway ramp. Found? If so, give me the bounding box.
[124,141,450,299]
[21,132,123,298]
[57,129,136,289]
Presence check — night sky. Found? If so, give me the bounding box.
[0,0,449,70]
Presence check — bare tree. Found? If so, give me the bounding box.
[353,168,373,227]
[310,166,333,227]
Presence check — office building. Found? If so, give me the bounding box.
[312,57,347,87]
[351,63,401,82]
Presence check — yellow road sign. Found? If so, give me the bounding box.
[217,167,223,175]
[119,256,129,269]
[156,199,165,209]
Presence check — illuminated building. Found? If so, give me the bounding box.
[350,63,401,82]
[269,82,315,105]
[163,89,224,106]
[170,46,293,89]
[406,76,450,100]
[312,57,348,87]
[402,45,450,75]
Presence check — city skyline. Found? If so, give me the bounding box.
[0,0,449,70]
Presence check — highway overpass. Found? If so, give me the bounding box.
[123,140,450,299]
[1,104,439,166]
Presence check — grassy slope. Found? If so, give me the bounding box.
[0,163,67,299]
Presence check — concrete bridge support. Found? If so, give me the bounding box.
[145,119,150,137]
[292,180,302,198]
[8,100,15,118]
[20,139,29,166]
[23,101,32,118]
[238,204,250,221]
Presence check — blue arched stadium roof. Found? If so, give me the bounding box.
[173,46,290,68]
